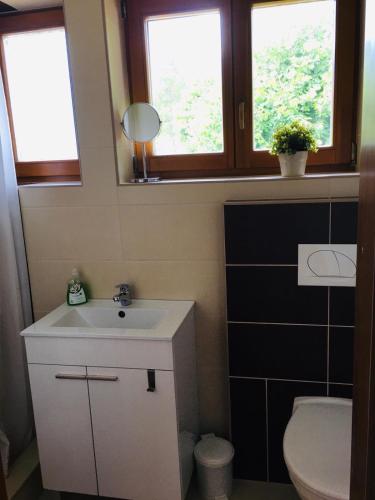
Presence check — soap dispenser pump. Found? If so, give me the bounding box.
[67,268,88,306]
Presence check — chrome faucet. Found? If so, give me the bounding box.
[113,283,132,306]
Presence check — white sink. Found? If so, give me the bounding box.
[52,306,165,330]
[21,299,194,340]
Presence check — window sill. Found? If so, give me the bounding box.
[18,172,359,189]
[121,171,359,186]
[18,181,82,188]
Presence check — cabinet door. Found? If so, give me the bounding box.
[87,367,181,500]
[28,364,97,495]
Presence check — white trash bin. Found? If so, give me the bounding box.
[194,434,234,500]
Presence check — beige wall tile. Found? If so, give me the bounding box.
[27,258,225,314]
[119,204,225,261]
[33,311,50,322]
[329,175,360,198]
[198,365,229,435]
[28,261,73,312]
[64,0,114,149]
[19,147,118,208]
[19,184,85,210]
[28,258,226,310]
[194,306,229,435]
[116,141,134,184]
[22,206,122,261]
[125,259,225,305]
[28,260,122,311]
[103,0,130,146]
[79,146,118,200]
[28,263,120,312]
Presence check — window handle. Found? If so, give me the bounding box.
[239,102,245,130]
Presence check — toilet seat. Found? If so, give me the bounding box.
[283,397,352,500]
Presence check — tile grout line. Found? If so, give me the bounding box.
[327,202,332,396]
[329,201,332,245]
[229,375,353,386]
[226,263,298,267]
[29,258,224,262]
[327,289,331,396]
[227,320,353,328]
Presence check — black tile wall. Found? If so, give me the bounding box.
[226,266,328,324]
[331,202,358,244]
[225,201,357,484]
[228,323,327,381]
[328,383,353,399]
[329,327,354,383]
[330,287,356,326]
[230,378,268,480]
[267,380,326,482]
[225,203,330,264]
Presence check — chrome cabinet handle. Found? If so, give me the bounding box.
[239,102,245,130]
[86,375,119,382]
[55,374,118,382]
[55,373,87,380]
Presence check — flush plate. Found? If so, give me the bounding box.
[298,244,357,287]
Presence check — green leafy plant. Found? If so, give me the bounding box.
[155,24,331,154]
[253,25,334,150]
[270,121,318,155]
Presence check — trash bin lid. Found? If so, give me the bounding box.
[194,435,234,468]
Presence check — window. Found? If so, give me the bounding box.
[126,0,359,178]
[146,11,224,156]
[0,9,80,184]
[251,1,336,151]
[127,0,234,174]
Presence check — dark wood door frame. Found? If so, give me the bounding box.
[0,455,7,500]
[350,0,375,498]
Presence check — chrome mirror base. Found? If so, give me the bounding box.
[130,177,160,183]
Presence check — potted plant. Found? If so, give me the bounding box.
[270,121,318,177]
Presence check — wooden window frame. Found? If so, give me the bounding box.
[126,0,235,177]
[126,0,360,179]
[0,8,80,185]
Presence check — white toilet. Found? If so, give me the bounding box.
[283,397,352,500]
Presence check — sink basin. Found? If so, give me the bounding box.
[52,307,165,330]
[21,299,194,340]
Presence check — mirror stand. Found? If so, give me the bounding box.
[131,143,160,183]
[121,102,162,183]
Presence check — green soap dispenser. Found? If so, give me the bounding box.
[67,268,88,306]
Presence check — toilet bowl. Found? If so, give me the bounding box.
[283,397,352,500]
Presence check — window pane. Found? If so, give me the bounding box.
[252,0,336,151]
[146,11,224,156]
[3,28,78,162]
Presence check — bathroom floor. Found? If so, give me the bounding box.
[39,479,299,500]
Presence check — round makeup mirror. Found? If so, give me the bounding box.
[121,102,161,143]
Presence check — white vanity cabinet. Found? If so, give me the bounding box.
[88,367,180,500]
[28,364,98,495]
[22,300,198,500]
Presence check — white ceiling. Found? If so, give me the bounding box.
[5,0,62,10]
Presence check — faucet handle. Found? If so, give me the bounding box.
[116,283,130,294]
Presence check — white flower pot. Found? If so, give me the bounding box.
[278,151,308,177]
